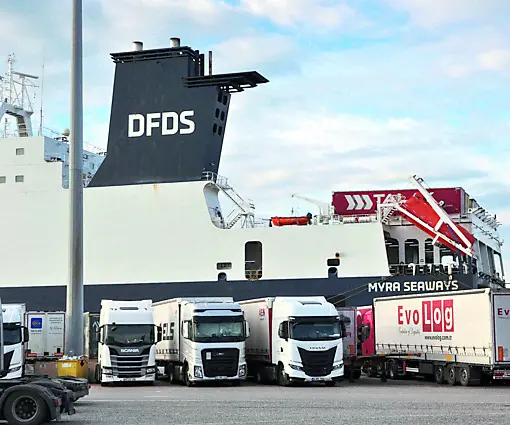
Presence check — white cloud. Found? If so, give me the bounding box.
[240,0,357,30]
[477,49,510,73]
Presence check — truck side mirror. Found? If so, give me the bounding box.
[244,321,250,338]
[278,322,288,341]
[157,325,163,342]
[340,320,346,337]
[23,327,29,343]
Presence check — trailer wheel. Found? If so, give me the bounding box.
[445,364,457,386]
[458,366,470,387]
[3,390,48,425]
[434,365,445,384]
[387,360,399,380]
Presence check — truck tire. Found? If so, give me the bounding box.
[387,360,399,380]
[445,364,457,386]
[182,365,192,387]
[168,365,178,385]
[458,366,470,387]
[3,390,49,425]
[277,364,290,387]
[434,365,445,384]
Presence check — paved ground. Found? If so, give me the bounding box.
[59,377,509,424]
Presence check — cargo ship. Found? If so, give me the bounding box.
[0,38,506,312]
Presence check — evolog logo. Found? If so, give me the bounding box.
[397,299,454,332]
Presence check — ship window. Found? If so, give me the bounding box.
[222,95,227,105]
[0,176,5,184]
[215,108,220,118]
[16,148,25,155]
[327,258,340,267]
[220,111,225,121]
[217,91,223,103]
[15,175,24,183]
[212,124,217,134]
[217,262,232,270]
[245,241,262,280]
[218,272,227,281]
[424,238,434,263]
[218,126,223,136]
[404,239,419,264]
[385,237,399,265]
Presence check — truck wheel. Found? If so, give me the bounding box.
[445,364,457,386]
[434,366,445,384]
[458,366,470,387]
[182,365,192,387]
[3,390,48,425]
[168,365,178,384]
[277,364,290,387]
[387,360,399,380]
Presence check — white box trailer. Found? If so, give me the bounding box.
[367,288,510,385]
[240,296,344,386]
[25,311,65,359]
[153,297,249,386]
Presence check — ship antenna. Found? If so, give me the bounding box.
[39,53,45,136]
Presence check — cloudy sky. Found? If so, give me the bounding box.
[2,0,509,274]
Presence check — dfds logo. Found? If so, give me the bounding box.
[397,299,454,333]
[31,318,43,329]
[128,111,195,137]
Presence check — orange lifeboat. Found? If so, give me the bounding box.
[271,216,309,226]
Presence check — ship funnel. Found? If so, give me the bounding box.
[88,38,269,188]
[132,41,143,51]
[170,37,180,48]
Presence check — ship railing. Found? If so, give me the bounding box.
[389,262,473,276]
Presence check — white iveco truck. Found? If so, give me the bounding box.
[239,296,344,386]
[153,297,250,386]
[0,304,29,379]
[95,299,162,385]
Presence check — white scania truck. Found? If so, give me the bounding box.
[153,297,250,386]
[95,299,162,386]
[239,296,344,386]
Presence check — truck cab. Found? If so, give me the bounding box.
[96,299,162,385]
[1,304,29,379]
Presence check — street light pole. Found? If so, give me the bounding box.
[65,0,84,357]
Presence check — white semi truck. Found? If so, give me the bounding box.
[1,303,28,379]
[353,288,510,385]
[239,296,344,386]
[95,299,162,385]
[153,297,250,386]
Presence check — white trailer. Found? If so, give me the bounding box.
[25,311,65,359]
[239,296,344,386]
[365,288,510,385]
[96,299,161,385]
[153,297,249,386]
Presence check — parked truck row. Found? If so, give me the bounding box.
[338,288,510,386]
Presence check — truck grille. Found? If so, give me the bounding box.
[108,347,150,378]
[297,346,337,377]
[201,348,239,378]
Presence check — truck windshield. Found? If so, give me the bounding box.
[3,323,22,346]
[290,320,341,341]
[193,320,245,343]
[104,324,155,346]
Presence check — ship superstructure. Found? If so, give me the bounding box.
[0,38,505,312]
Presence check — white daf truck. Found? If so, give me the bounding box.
[153,297,250,386]
[0,303,29,379]
[95,299,162,385]
[239,296,344,386]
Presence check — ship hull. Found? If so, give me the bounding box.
[0,273,475,312]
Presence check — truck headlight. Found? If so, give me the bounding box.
[103,367,113,375]
[289,364,303,371]
[8,366,21,373]
[194,366,203,378]
[238,364,246,377]
[146,367,156,374]
[332,363,343,370]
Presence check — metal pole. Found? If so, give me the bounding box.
[65,0,84,357]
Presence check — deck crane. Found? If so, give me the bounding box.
[291,193,334,217]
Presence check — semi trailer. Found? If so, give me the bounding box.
[342,288,510,385]
[95,299,161,385]
[239,296,344,386]
[153,297,249,386]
